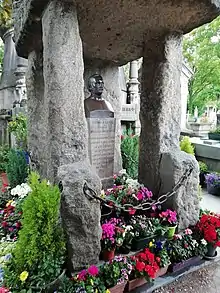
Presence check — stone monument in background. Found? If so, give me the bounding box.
[85,74,116,187]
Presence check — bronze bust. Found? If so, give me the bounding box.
[84,74,114,118]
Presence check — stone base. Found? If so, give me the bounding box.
[159,150,199,230]
[58,160,102,272]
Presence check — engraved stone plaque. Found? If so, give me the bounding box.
[87,118,116,180]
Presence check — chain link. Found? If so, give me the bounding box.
[83,166,193,213]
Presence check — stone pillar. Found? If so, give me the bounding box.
[84,59,122,173]
[26,50,49,178]
[42,0,101,272]
[128,60,140,134]
[139,34,199,229]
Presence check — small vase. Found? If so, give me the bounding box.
[206,243,217,258]
[166,226,177,239]
[109,282,126,293]
[102,249,115,261]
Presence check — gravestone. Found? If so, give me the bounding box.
[85,74,116,187]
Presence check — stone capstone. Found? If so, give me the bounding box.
[13,0,220,64]
[58,160,102,272]
[159,150,200,230]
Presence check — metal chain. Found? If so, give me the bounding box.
[83,166,193,212]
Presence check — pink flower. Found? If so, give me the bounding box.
[101,223,115,239]
[137,191,143,201]
[88,265,99,276]
[174,234,182,240]
[185,228,192,235]
[0,288,10,293]
[128,208,136,215]
[78,269,87,281]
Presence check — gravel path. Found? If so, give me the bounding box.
[153,263,220,293]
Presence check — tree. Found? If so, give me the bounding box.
[183,16,220,114]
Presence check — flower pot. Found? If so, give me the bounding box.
[205,243,217,258]
[109,282,126,293]
[1,172,9,192]
[102,249,115,261]
[208,133,220,141]
[168,256,202,273]
[207,182,220,196]
[199,172,207,187]
[127,278,147,291]
[166,226,177,239]
[131,235,155,251]
[155,265,169,278]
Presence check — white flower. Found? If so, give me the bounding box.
[119,169,127,175]
[11,183,32,199]
[192,240,198,247]
[201,239,207,246]
[135,232,139,237]
[125,225,133,232]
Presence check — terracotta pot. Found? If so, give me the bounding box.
[102,249,115,261]
[109,282,126,293]
[127,278,147,291]
[155,265,169,278]
[1,172,9,192]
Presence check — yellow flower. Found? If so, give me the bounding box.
[149,241,154,248]
[6,200,13,207]
[20,271,29,282]
[90,279,94,286]
[106,290,111,293]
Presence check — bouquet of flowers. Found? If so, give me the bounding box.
[101,218,125,251]
[71,265,106,293]
[129,248,159,281]
[100,256,132,288]
[197,213,220,247]
[159,209,177,227]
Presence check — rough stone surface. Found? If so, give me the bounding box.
[84,59,122,173]
[58,160,102,272]
[159,150,200,230]
[42,0,88,180]
[139,34,182,195]
[13,0,220,63]
[26,49,49,179]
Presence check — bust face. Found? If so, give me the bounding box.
[88,74,104,97]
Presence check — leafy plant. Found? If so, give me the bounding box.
[4,172,66,291]
[210,127,220,134]
[198,161,208,173]
[8,114,27,150]
[180,136,195,155]
[149,240,171,268]
[121,131,139,179]
[0,145,10,173]
[205,173,220,188]
[6,149,28,188]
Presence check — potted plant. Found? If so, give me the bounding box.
[149,240,171,278]
[205,173,220,196]
[208,127,220,141]
[180,136,195,155]
[100,255,132,293]
[71,265,106,292]
[197,213,220,258]
[159,209,178,239]
[119,225,134,254]
[101,218,125,261]
[198,161,208,187]
[127,248,159,291]
[167,229,205,272]
[130,216,161,251]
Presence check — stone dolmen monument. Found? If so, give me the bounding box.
[13,0,220,271]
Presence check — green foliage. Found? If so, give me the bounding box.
[8,114,27,149]
[198,161,208,173]
[6,148,28,188]
[4,172,66,291]
[180,136,195,155]
[0,0,12,28]
[121,131,139,179]
[183,16,220,114]
[210,127,220,134]
[0,144,10,172]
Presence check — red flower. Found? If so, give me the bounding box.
[1,221,8,228]
[136,261,145,272]
[16,221,22,229]
[128,208,136,215]
[156,257,161,263]
[138,253,147,261]
[145,265,156,278]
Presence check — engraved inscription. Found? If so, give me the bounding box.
[87,118,116,179]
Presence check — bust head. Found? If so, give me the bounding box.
[88,74,104,99]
